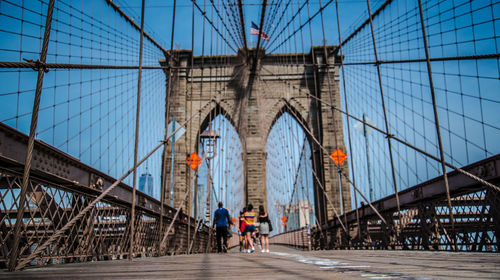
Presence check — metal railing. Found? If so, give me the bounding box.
[0,122,214,270]
[310,154,500,251]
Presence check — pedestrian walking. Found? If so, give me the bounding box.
[213,202,231,253]
[258,205,272,252]
[243,204,256,253]
[238,208,246,252]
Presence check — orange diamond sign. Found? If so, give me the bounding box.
[186,153,203,170]
[330,148,346,166]
[281,216,287,223]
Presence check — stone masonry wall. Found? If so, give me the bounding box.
[160,46,350,223]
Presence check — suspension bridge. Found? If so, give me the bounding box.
[0,0,499,278]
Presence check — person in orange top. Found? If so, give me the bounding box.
[243,204,256,253]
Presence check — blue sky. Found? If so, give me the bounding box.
[115,0,373,54]
[0,0,498,215]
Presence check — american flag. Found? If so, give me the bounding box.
[250,21,269,41]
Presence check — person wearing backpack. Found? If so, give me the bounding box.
[258,205,272,253]
[213,202,231,253]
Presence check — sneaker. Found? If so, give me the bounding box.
[250,247,255,253]
[266,249,270,253]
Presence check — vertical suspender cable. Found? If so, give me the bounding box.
[255,0,268,58]
[416,0,457,251]
[237,0,248,56]
[318,0,346,229]
[129,0,146,260]
[365,0,402,244]
[296,0,324,240]
[334,0,361,246]
[306,0,327,226]
[160,0,178,251]
[9,0,56,271]
[186,0,196,255]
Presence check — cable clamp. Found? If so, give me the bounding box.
[23,58,49,73]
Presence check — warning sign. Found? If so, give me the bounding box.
[186,153,203,170]
[330,148,346,166]
[281,216,287,223]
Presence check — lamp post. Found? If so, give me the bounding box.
[200,128,220,253]
[200,129,220,226]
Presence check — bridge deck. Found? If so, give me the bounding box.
[1,246,499,279]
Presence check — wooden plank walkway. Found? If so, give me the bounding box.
[1,246,499,279]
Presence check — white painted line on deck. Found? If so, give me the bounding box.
[270,251,433,280]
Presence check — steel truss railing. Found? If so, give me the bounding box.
[271,154,500,251]
[0,0,499,271]
[0,122,214,270]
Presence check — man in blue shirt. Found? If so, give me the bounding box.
[213,202,231,253]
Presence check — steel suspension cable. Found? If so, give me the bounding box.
[260,65,500,193]
[129,0,147,259]
[8,0,56,271]
[280,100,388,224]
[14,98,214,270]
[416,0,457,250]
[276,103,349,234]
[264,0,308,51]
[335,0,362,243]
[255,0,268,55]
[190,0,238,53]
[237,0,248,54]
[209,0,242,49]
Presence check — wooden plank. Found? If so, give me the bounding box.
[1,246,499,279]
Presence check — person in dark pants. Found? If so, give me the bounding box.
[213,201,231,253]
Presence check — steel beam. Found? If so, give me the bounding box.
[0,122,161,215]
[331,154,500,227]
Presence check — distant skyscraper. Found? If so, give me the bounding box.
[284,200,315,230]
[139,171,153,197]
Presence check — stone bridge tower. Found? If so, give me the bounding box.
[160,46,350,224]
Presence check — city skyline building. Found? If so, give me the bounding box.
[139,169,154,197]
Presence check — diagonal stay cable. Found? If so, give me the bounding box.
[105,0,168,54]
[258,76,352,233]
[15,100,215,270]
[237,0,248,54]
[261,0,285,42]
[279,100,388,225]
[269,0,336,53]
[281,105,349,234]
[160,165,202,253]
[262,0,293,49]
[339,0,392,48]
[209,0,242,49]
[264,0,308,50]
[255,0,268,54]
[260,66,500,193]
[221,0,244,47]
[191,0,238,53]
